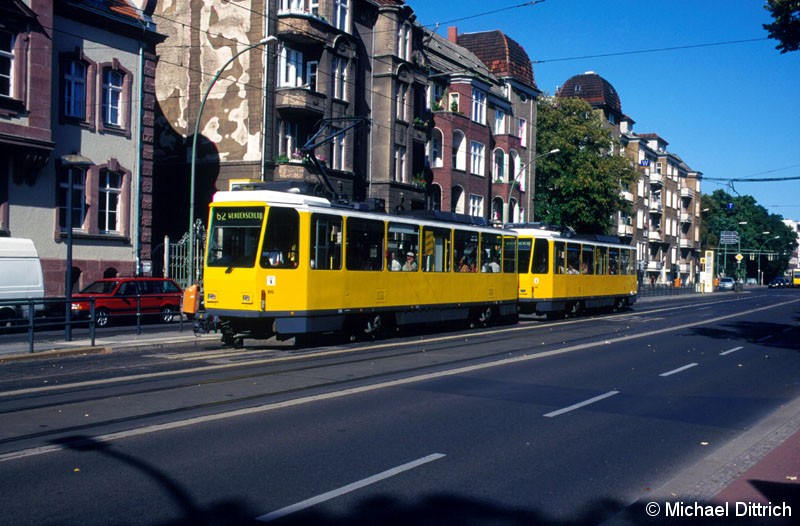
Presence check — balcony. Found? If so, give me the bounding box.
[276,88,326,114]
[647,230,662,242]
[649,200,663,214]
[650,173,663,187]
[277,11,330,45]
[680,213,692,224]
[680,187,693,200]
[679,238,694,249]
[617,224,634,237]
[620,190,634,203]
[646,260,663,271]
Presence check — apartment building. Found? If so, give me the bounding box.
[1,0,162,295]
[557,71,703,285]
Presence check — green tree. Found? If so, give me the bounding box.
[763,0,800,53]
[533,96,637,234]
[700,189,796,279]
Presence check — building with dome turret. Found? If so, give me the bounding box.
[557,71,703,286]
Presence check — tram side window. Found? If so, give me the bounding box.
[532,238,549,274]
[260,207,299,268]
[502,236,516,273]
[346,217,385,271]
[555,241,566,274]
[481,233,502,272]
[621,249,633,275]
[454,230,479,272]
[517,238,532,274]
[310,213,342,270]
[580,245,594,274]
[421,227,451,272]
[596,246,608,275]
[207,206,264,268]
[387,222,420,271]
[609,247,619,275]
[567,243,580,274]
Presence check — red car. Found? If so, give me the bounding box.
[71,277,182,327]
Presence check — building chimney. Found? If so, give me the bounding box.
[448,26,458,43]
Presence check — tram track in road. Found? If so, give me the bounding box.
[1,295,795,456]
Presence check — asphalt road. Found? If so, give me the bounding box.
[0,290,798,525]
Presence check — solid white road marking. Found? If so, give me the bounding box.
[659,363,699,377]
[543,390,620,418]
[720,346,743,356]
[255,453,446,522]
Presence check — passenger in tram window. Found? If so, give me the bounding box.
[567,263,579,274]
[402,252,418,271]
[390,252,402,271]
[458,256,470,272]
[485,257,500,273]
[580,261,589,274]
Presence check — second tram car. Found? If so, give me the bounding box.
[509,224,638,317]
[202,188,519,345]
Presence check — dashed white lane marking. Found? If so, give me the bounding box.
[720,346,743,356]
[659,363,699,377]
[543,390,620,418]
[255,453,446,522]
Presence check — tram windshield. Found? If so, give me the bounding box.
[207,206,264,268]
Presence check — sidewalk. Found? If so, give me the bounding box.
[0,325,219,362]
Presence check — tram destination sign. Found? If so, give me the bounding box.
[720,230,740,245]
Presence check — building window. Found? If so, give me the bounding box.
[331,126,345,170]
[494,109,506,135]
[306,61,318,91]
[471,88,486,124]
[394,145,406,183]
[99,169,122,233]
[452,131,466,171]
[518,118,527,147]
[430,83,444,110]
[397,24,410,61]
[0,31,14,98]
[430,129,443,168]
[64,60,87,119]
[309,0,319,15]
[396,83,407,121]
[102,68,124,127]
[331,56,347,100]
[334,0,349,32]
[449,92,459,112]
[59,167,87,232]
[278,47,304,88]
[469,194,484,217]
[470,141,485,176]
[279,0,304,13]
[278,119,299,157]
[493,149,505,182]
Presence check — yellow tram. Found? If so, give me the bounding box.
[509,224,638,317]
[202,187,519,345]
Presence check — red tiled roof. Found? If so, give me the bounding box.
[456,30,536,89]
[556,71,622,115]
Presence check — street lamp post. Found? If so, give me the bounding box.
[757,235,780,285]
[187,36,279,286]
[513,148,559,222]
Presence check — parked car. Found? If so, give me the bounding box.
[718,277,736,291]
[768,276,790,289]
[71,277,182,327]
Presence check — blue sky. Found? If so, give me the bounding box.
[409,0,800,219]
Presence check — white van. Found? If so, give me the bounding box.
[0,238,45,324]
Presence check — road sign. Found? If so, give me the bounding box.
[735,254,743,262]
[720,230,740,245]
